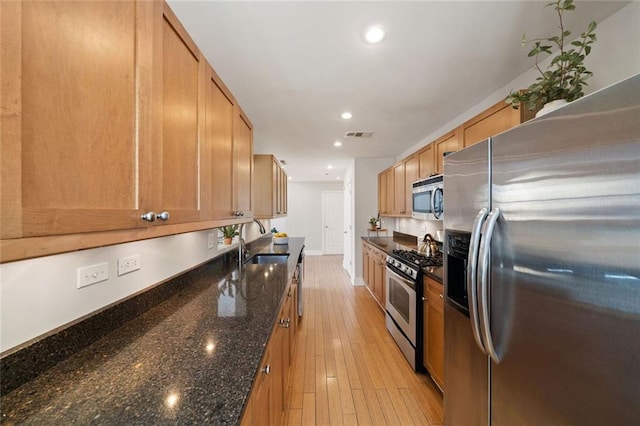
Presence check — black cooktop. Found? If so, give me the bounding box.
[391,249,443,268]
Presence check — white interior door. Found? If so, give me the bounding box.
[343,182,352,275]
[322,191,344,255]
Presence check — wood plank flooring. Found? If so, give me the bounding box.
[283,255,443,425]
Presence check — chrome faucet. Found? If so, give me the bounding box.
[238,219,267,266]
[254,218,266,234]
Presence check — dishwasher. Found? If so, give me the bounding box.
[296,246,305,317]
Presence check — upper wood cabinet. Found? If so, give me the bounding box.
[433,130,461,175]
[234,108,254,217]
[152,2,205,225]
[202,65,235,220]
[393,163,405,215]
[0,0,254,261]
[378,167,394,216]
[404,154,419,215]
[461,100,535,149]
[254,155,287,219]
[1,0,153,238]
[418,145,435,179]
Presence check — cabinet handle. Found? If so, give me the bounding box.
[157,211,170,221]
[421,296,426,301]
[262,365,271,375]
[279,318,290,328]
[141,211,156,222]
[234,211,244,217]
[439,294,444,300]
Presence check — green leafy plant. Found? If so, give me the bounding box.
[369,216,378,225]
[506,0,597,111]
[220,225,239,239]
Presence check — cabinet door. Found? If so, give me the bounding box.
[203,65,235,219]
[378,172,388,215]
[384,169,394,216]
[418,145,435,179]
[1,1,152,237]
[424,279,445,389]
[393,162,405,215]
[362,243,370,286]
[234,108,253,216]
[404,155,419,216]
[373,256,385,305]
[462,100,535,148]
[150,3,204,224]
[434,131,460,175]
[280,167,288,215]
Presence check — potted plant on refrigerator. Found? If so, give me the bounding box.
[505,0,597,116]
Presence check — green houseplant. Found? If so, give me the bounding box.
[220,225,239,245]
[506,0,597,113]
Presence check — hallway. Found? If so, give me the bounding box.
[284,255,443,425]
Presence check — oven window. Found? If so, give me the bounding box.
[389,276,411,322]
[413,190,432,213]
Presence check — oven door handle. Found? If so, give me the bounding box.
[385,265,415,292]
[468,208,488,355]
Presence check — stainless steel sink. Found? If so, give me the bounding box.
[247,254,289,264]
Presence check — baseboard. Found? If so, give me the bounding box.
[304,250,324,256]
[353,277,366,287]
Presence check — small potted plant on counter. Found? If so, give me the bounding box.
[220,225,239,245]
[505,0,597,117]
[369,216,378,230]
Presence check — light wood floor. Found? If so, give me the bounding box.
[283,255,443,425]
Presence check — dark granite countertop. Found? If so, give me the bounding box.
[0,238,305,425]
[362,236,443,284]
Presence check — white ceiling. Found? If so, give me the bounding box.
[167,0,628,182]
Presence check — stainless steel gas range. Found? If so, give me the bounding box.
[385,249,443,370]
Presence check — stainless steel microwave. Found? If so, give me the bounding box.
[412,175,443,220]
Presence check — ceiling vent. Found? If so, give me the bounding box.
[345,131,374,138]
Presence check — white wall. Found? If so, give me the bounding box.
[352,158,396,285]
[392,0,640,241]
[0,220,268,354]
[398,1,640,161]
[280,181,344,255]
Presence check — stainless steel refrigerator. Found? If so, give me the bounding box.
[443,74,640,425]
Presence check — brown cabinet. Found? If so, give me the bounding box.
[1,0,154,238]
[423,276,444,390]
[242,279,298,425]
[378,168,394,216]
[1,0,255,261]
[461,100,535,149]
[234,108,254,217]
[403,154,419,214]
[203,65,235,219]
[418,145,435,179]
[254,155,287,218]
[154,3,205,225]
[433,130,461,175]
[362,241,386,309]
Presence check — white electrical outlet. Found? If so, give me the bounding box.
[118,254,141,276]
[77,262,109,288]
[207,232,215,249]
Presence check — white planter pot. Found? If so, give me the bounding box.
[536,99,569,117]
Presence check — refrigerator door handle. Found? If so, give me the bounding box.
[478,207,502,363]
[468,208,489,354]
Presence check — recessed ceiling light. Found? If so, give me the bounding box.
[336,177,341,180]
[288,176,292,180]
[364,25,385,44]
[328,165,333,170]
[334,141,342,147]
[341,112,352,120]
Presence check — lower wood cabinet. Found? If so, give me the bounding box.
[362,241,386,309]
[423,276,444,391]
[241,280,297,425]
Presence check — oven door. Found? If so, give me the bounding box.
[385,266,417,345]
